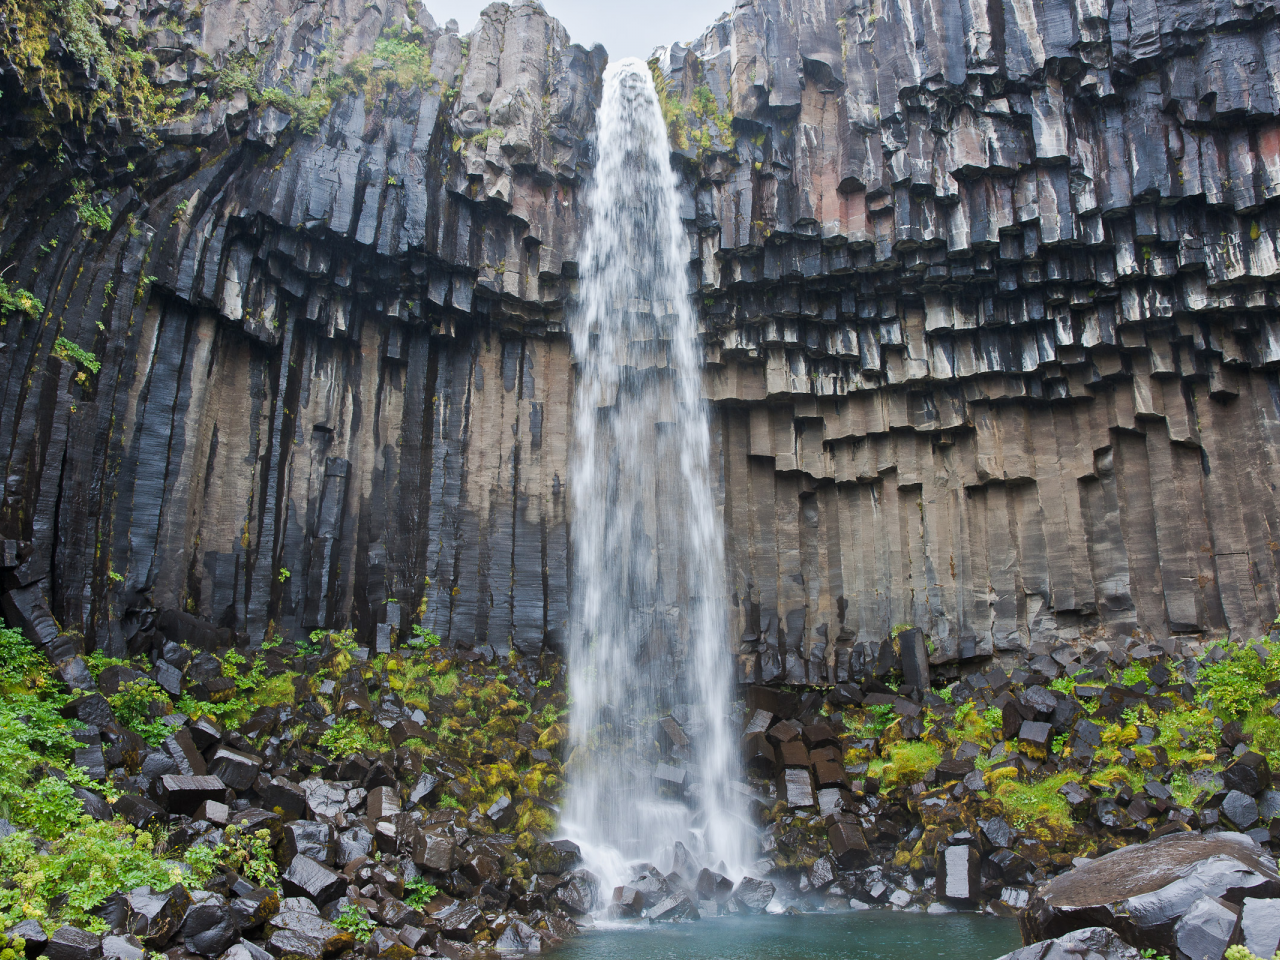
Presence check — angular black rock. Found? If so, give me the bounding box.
[181,894,239,957]
[992,927,1140,960]
[128,885,194,947]
[46,927,102,960]
[1172,896,1241,960]
[732,877,775,913]
[281,856,347,907]
[1022,833,1280,949]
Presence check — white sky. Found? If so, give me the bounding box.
[420,0,730,60]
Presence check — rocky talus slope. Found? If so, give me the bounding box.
[1,0,1279,674]
[4,1,1280,958]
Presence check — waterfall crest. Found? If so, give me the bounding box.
[562,58,752,896]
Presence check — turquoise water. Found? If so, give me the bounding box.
[558,912,1023,960]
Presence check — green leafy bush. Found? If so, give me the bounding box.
[409,625,441,649]
[184,825,278,887]
[52,337,100,374]
[318,718,383,757]
[0,821,181,930]
[333,904,375,941]
[0,626,43,687]
[1199,641,1280,720]
[69,181,112,233]
[0,931,27,960]
[0,280,43,322]
[108,678,173,746]
[403,877,439,909]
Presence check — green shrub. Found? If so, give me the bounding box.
[0,821,182,930]
[0,626,43,687]
[318,718,383,757]
[333,904,375,941]
[69,181,112,233]
[52,337,100,374]
[108,678,173,747]
[53,0,115,87]
[0,280,43,322]
[1199,641,1280,720]
[184,825,277,887]
[409,625,441,649]
[403,877,439,908]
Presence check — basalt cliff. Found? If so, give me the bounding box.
[2,0,1280,680]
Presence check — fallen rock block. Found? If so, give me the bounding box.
[994,926,1141,960]
[1173,895,1241,960]
[128,885,193,948]
[281,856,347,907]
[46,927,102,960]
[1021,833,1280,949]
[732,877,775,913]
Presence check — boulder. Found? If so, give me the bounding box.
[100,936,144,960]
[1225,753,1272,797]
[46,927,102,960]
[994,927,1141,960]
[938,844,980,903]
[1172,896,1241,960]
[9,919,48,958]
[732,877,775,913]
[1021,833,1280,950]
[128,885,194,947]
[1242,898,1280,959]
[266,911,354,957]
[182,894,239,957]
[528,839,580,876]
[281,856,347,906]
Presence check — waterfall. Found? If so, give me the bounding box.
[562,58,752,898]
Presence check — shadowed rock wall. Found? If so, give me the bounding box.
[1,0,1279,672]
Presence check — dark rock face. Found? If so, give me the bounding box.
[0,0,1276,667]
[1021,833,1280,950]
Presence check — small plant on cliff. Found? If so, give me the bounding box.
[0,280,43,322]
[69,181,112,233]
[52,337,101,375]
[409,625,441,649]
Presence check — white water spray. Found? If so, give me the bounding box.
[562,58,752,897]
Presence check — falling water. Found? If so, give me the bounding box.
[562,58,752,896]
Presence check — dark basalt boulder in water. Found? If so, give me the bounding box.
[1021,833,1280,950]
[731,877,775,913]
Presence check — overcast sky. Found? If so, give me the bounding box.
[420,0,730,60]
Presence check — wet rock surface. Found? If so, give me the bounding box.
[1023,833,1280,948]
[2,0,1280,957]
[0,0,1276,668]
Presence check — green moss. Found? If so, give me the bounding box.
[990,770,1076,831]
[342,27,435,100]
[648,59,689,151]
[878,740,942,789]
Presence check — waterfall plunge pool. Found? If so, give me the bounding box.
[555,911,1023,960]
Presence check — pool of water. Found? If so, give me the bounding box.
[556,911,1023,960]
